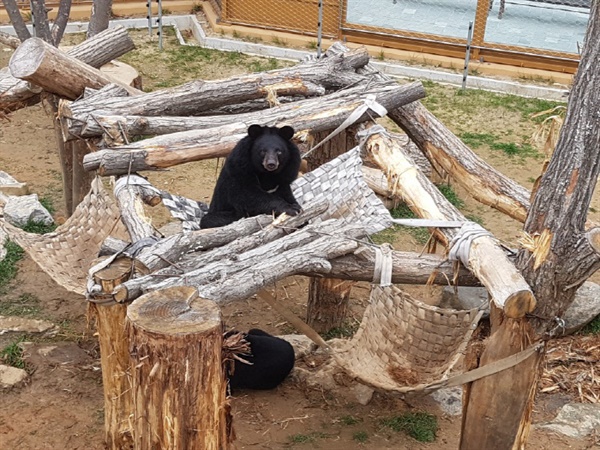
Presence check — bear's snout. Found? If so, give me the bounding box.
[263,155,279,171]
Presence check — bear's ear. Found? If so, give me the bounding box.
[278,126,295,141]
[248,124,264,139]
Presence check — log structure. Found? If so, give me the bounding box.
[9,37,142,100]
[127,286,232,449]
[61,47,370,138]
[0,26,136,112]
[362,129,536,318]
[82,81,426,175]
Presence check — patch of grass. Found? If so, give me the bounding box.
[0,293,41,317]
[0,240,24,292]
[247,58,280,73]
[322,322,359,340]
[377,50,385,61]
[579,315,600,335]
[38,196,55,214]
[458,132,538,157]
[306,40,318,50]
[271,36,287,46]
[0,339,28,371]
[353,431,369,443]
[191,2,202,13]
[371,203,431,246]
[339,415,362,426]
[465,214,484,226]
[381,412,438,442]
[437,184,464,209]
[20,219,57,234]
[288,432,327,444]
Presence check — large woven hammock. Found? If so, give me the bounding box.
[0,148,482,393]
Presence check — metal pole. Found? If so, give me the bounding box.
[157,0,163,51]
[29,0,36,37]
[147,0,152,37]
[462,21,474,90]
[316,0,324,58]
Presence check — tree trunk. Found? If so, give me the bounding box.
[304,128,357,332]
[71,139,95,207]
[9,37,142,100]
[82,81,426,176]
[50,0,72,45]
[1,0,31,41]
[87,0,113,38]
[90,257,136,449]
[126,286,233,450]
[30,0,52,43]
[52,110,74,215]
[461,2,600,448]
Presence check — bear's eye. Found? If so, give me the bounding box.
[260,151,266,157]
[276,151,282,155]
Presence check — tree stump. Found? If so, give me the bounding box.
[126,286,233,450]
[89,257,136,449]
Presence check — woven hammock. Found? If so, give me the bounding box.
[334,284,483,393]
[0,178,129,295]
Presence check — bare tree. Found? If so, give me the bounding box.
[460,2,600,448]
[2,0,72,46]
[87,0,113,38]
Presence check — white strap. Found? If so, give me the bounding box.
[303,94,388,159]
[391,218,466,228]
[448,222,493,267]
[114,174,161,198]
[373,243,394,286]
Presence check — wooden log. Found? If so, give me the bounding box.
[362,129,536,318]
[114,221,363,303]
[324,42,532,223]
[53,112,74,215]
[72,79,424,142]
[135,202,328,273]
[127,286,233,449]
[62,47,370,136]
[71,139,96,207]
[9,37,142,100]
[113,175,158,242]
[322,247,481,286]
[89,257,136,449]
[0,26,135,112]
[305,128,356,333]
[83,81,426,175]
[0,31,20,49]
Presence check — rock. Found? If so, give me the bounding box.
[279,334,316,359]
[0,171,29,196]
[350,383,375,405]
[560,282,600,335]
[0,316,57,335]
[538,403,600,438]
[3,194,54,227]
[430,386,463,416]
[441,286,489,316]
[0,364,28,388]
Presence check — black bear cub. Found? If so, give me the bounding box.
[227,329,295,390]
[200,124,302,229]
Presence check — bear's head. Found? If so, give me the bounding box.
[247,124,295,174]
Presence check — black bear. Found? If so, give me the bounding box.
[200,124,302,229]
[227,329,296,390]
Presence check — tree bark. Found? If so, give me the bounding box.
[113,175,159,242]
[50,0,72,45]
[127,286,233,449]
[30,0,52,43]
[71,139,95,207]
[82,81,426,175]
[363,129,535,318]
[9,37,142,100]
[87,0,112,38]
[461,3,600,448]
[2,0,31,42]
[61,47,370,134]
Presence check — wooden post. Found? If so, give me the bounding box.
[305,130,356,332]
[89,257,136,449]
[71,139,96,208]
[127,286,233,450]
[53,112,74,215]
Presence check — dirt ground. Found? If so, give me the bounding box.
[1,30,599,450]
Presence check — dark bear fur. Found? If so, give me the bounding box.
[227,329,295,391]
[200,124,302,229]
